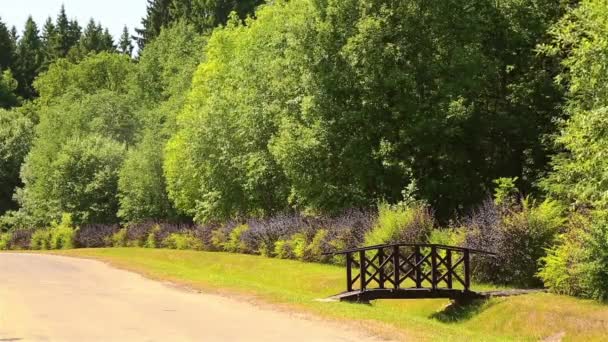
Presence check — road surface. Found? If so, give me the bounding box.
[0,253,383,342]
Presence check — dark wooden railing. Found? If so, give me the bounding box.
[329,243,495,298]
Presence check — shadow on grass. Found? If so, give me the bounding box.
[431,298,496,323]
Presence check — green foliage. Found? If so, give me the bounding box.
[273,239,294,259]
[304,229,330,262]
[162,232,203,250]
[34,52,134,103]
[493,177,519,206]
[469,198,565,287]
[223,224,250,253]
[542,0,608,212]
[145,225,161,248]
[0,69,20,108]
[365,203,434,246]
[135,0,263,49]
[428,228,465,247]
[540,213,608,302]
[118,132,175,223]
[30,229,51,250]
[14,17,42,99]
[110,228,128,247]
[0,18,13,71]
[0,232,11,250]
[0,108,34,215]
[49,213,77,249]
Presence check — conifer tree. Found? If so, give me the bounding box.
[0,17,13,71]
[80,19,103,53]
[118,26,134,57]
[40,17,56,68]
[135,0,172,50]
[54,5,72,57]
[101,28,115,51]
[15,17,42,99]
[67,19,82,48]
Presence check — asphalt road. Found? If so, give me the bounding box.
[0,253,382,342]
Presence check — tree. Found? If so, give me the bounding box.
[118,26,134,56]
[0,108,34,214]
[54,5,71,57]
[118,22,205,223]
[15,17,43,99]
[41,17,56,67]
[164,0,566,222]
[0,17,13,71]
[542,0,608,211]
[135,0,172,49]
[0,70,19,108]
[135,0,264,49]
[15,53,137,225]
[100,28,114,51]
[79,19,103,53]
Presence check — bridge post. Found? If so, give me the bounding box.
[464,249,471,291]
[359,250,366,291]
[446,249,453,289]
[393,245,400,289]
[346,252,353,292]
[431,245,438,290]
[378,248,385,289]
[415,246,422,288]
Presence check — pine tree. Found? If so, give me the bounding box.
[54,5,71,57]
[40,17,56,68]
[80,19,103,53]
[67,19,82,47]
[15,17,42,99]
[135,0,172,50]
[9,26,18,53]
[118,26,134,57]
[135,0,265,50]
[0,17,13,71]
[101,28,115,51]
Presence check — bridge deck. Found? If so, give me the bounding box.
[330,288,486,302]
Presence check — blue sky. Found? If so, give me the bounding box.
[1,0,147,41]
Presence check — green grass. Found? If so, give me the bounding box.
[52,248,608,341]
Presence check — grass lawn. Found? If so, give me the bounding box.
[52,248,608,341]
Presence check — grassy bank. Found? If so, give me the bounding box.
[52,248,608,341]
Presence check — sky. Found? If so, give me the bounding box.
[0,0,147,41]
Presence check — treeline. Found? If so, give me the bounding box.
[1,0,608,300]
[0,6,133,104]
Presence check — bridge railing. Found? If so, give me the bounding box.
[328,243,495,293]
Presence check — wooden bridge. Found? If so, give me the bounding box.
[326,243,496,303]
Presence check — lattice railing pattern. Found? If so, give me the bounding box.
[342,244,481,292]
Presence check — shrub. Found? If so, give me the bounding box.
[76,223,119,248]
[210,226,230,251]
[428,228,466,247]
[364,203,434,246]
[539,213,608,301]
[8,229,33,250]
[538,214,589,297]
[110,228,128,247]
[0,232,11,250]
[290,233,308,260]
[30,229,52,250]
[223,224,250,253]
[273,239,294,259]
[465,198,565,287]
[304,229,331,262]
[49,213,78,249]
[162,232,203,250]
[144,225,162,248]
[242,214,306,256]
